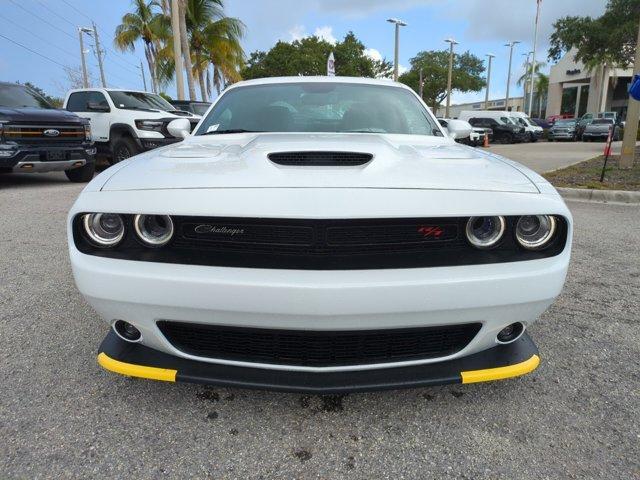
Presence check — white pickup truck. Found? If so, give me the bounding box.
[63,88,200,164]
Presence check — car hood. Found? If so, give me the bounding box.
[0,107,84,123]
[100,133,539,193]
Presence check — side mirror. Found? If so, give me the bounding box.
[86,102,110,112]
[167,118,191,139]
[445,119,472,140]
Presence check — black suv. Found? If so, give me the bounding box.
[0,82,95,182]
[467,117,526,144]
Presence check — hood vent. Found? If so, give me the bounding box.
[268,151,373,166]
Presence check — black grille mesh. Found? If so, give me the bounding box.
[268,151,373,166]
[157,321,482,367]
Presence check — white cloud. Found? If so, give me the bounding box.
[398,64,409,75]
[314,26,337,45]
[364,48,383,62]
[288,24,306,42]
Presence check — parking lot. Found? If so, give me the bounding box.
[1,150,639,479]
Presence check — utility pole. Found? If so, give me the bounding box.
[619,17,640,169]
[444,38,458,118]
[387,18,407,81]
[78,27,90,88]
[528,0,541,117]
[171,0,185,100]
[139,60,147,91]
[484,53,495,109]
[504,40,520,111]
[92,22,107,87]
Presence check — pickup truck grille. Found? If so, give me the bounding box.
[3,124,85,144]
[157,321,482,367]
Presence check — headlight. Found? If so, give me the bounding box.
[465,216,506,249]
[135,119,165,132]
[515,215,557,250]
[134,214,173,246]
[83,213,124,247]
[84,124,91,141]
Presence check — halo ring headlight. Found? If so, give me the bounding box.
[516,215,557,250]
[134,214,174,247]
[83,213,125,247]
[465,216,506,249]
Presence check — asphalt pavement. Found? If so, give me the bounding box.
[0,171,639,479]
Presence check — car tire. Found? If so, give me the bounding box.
[110,136,140,165]
[65,162,95,183]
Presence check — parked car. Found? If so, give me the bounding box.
[548,119,577,142]
[509,112,544,142]
[438,118,481,146]
[582,118,620,141]
[169,100,211,116]
[63,88,201,164]
[0,81,95,182]
[69,76,572,393]
[546,114,574,126]
[459,111,527,144]
[531,118,551,129]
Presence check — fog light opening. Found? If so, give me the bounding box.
[496,322,525,344]
[112,320,142,343]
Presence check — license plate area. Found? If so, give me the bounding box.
[46,150,67,161]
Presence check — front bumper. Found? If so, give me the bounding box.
[0,144,95,171]
[98,329,540,393]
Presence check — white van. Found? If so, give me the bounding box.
[508,111,544,142]
[458,110,528,144]
[459,110,542,142]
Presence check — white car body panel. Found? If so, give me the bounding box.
[68,76,572,374]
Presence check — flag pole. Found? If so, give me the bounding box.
[528,0,541,116]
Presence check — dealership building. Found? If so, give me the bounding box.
[546,49,633,120]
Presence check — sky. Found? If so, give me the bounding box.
[0,0,607,104]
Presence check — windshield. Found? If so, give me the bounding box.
[592,119,613,125]
[108,91,175,111]
[0,84,52,109]
[196,82,441,136]
[190,103,210,116]
[500,116,516,125]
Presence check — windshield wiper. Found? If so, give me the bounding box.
[201,129,264,135]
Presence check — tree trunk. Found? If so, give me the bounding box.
[144,43,157,92]
[197,68,207,102]
[179,0,196,100]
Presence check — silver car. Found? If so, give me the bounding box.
[548,119,577,142]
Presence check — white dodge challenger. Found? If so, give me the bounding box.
[68,77,572,392]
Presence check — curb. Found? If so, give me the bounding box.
[557,187,640,204]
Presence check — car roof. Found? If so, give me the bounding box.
[227,76,406,91]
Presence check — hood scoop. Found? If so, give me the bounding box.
[268,151,373,166]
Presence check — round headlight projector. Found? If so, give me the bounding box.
[134,214,174,246]
[83,213,124,247]
[465,216,506,249]
[515,215,556,250]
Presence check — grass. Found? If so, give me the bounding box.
[543,147,640,191]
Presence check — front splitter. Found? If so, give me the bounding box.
[97,331,540,393]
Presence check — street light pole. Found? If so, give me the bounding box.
[387,18,407,81]
[504,40,520,111]
[484,53,495,109]
[528,0,541,117]
[139,60,147,91]
[444,38,458,118]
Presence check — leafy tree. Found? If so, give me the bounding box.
[548,0,640,69]
[398,50,485,111]
[242,32,392,79]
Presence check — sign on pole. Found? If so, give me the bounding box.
[327,52,335,76]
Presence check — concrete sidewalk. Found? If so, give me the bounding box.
[487,140,629,174]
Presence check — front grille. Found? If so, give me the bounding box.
[73,215,569,270]
[268,151,373,166]
[3,124,85,144]
[157,321,482,367]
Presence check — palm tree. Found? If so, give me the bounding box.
[178,0,197,99]
[535,73,549,118]
[114,0,169,92]
[186,0,244,100]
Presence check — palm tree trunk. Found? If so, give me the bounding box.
[197,68,207,102]
[179,0,196,100]
[144,43,157,92]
